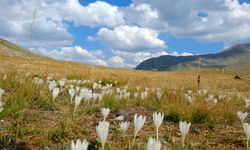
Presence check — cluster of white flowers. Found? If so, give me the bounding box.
[205,94,218,104]
[1,75,201,149]
[44,76,165,117]
[58,78,66,89]
[237,109,250,149]
[100,84,113,95]
[185,89,221,105]
[134,87,158,100]
[197,89,208,95]
[185,89,224,105]
[32,77,44,85]
[116,87,130,99]
[235,97,250,149]
[93,82,102,90]
[70,107,192,150]
[49,80,57,91]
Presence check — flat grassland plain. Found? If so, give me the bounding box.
[0,55,250,150]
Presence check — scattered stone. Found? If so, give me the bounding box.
[234,75,242,80]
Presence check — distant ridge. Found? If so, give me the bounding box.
[136,44,250,71]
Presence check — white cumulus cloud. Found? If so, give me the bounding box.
[86,36,96,42]
[97,25,166,52]
[62,0,125,27]
[30,46,107,66]
[0,0,125,48]
[131,0,250,46]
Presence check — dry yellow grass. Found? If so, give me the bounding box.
[0,55,250,149]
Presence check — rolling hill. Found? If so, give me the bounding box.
[0,38,53,63]
[0,38,34,57]
[0,38,123,76]
[136,44,250,71]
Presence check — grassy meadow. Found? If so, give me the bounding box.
[0,55,250,149]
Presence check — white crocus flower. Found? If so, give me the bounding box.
[153,112,164,140]
[52,88,60,101]
[133,114,146,143]
[147,137,161,150]
[96,121,109,150]
[58,79,66,89]
[185,94,193,104]
[68,88,76,103]
[49,81,57,91]
[101,108,110,121]
[74,95,83,114]
[213,98,218,104]
[71,139,89,150]
[179,121,191,147]
[245,99,250,107]
[237,111,248,124]
[208,94,214,100]
[120,121,130,136]
[243,123,250,149]
[92,93,99,102]
[187,90,192,95]
[156,89,162,100]
[141,91,148,99]
[202,89,208,95]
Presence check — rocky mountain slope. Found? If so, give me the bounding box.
[136,44,250,71]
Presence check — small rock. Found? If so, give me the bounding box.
[234,75,242,80]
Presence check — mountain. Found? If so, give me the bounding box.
[0,38,51,61]
[136,44,250,71]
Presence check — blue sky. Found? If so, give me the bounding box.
[240,0,250,3]
[79,0,132,6]
[0,0,250,68]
